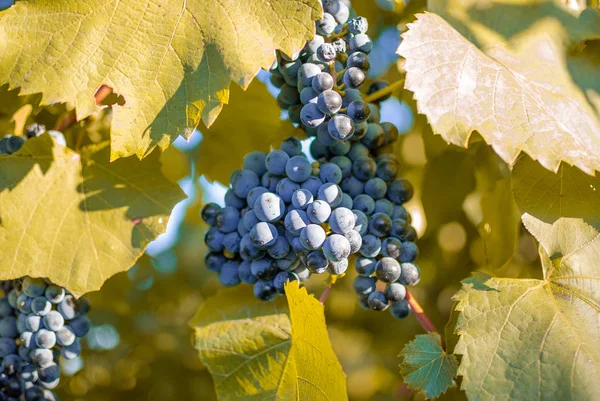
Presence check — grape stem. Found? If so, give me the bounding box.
[362,78,405,103]
[319,285,333,304]
[327,27,348,41]
[405,289,446,349]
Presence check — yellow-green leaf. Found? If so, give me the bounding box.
[399,333,458,399]
[0,135,185,296]
[512,155,600,259]
[397,13,600,174]
[0,0,321,160]
[194,80,304,185]
[190,282,348,401]
[452,240,600,401]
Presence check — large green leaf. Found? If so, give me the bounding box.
[0,0,321,160]
[0,135,185,296]
[399,333,458,399]
[190,282,348,401]
[512,155,600,259]
[452,240,600,401]
[194,80,304,185]
[397,12,600,174]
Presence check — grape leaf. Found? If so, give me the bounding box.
[452,240,600,401]
[399,333,458,399]
[397,13,600,174]
[512,155,600,259]
[0,0,321,160]
[0,135,185,296]
[190,282,348,401]
[193,80,304,185]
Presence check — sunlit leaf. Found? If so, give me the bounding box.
[0,0,321,160]
[190,282,348,401]
[399,333,458,399]
[0,135,185,296]
[452,239,600,401]
[397,13,600,174]
[194,81,303,185]
[512,155,600,259]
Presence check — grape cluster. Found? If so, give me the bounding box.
[0,124,66,156]
[201,1,420,319]
[0,277,91,401]
[270,0,394,151]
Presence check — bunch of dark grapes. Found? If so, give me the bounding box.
[0,124,66,156]
[0,277,91,401]
[201,0,420,319]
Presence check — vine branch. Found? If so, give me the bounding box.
[362,78,405,103]
[405,290,446,349]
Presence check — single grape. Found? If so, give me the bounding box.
[270,72,286,88]
[24,314,42,332]
[376,159,398,182]
[223,231,241,253]
[249,222,278,249]
[319,163,342,184]
[352,157,377,181]
[215,206,240,233]
[316,43,336,62]
[399,262,420,286]
[374,198,394,216]
[42,311,64,332]
[16,294,33,314]
[0,298,12,317]
[302,35,325,56]
[35,329,56,349]
[375,257,401,283]
[280,137,302,157]
[360,234,381,258]
[290,188,313,210]
[275,252,300,272]
[261,172,283,192]
[399,241,418,263]
[322,234,351,262]
[237,261,257,285]
[250,258,277,281]
[381,122,399,145]
[387,178,414,204]
[341,88,363,107]
[297,63,322,88]
[347,100,370,123]
[306,251,328,274]
[16,313,27,333]
[224,188,246,209]
[346,52,370,71]
[353,194,375,215]
[312,72,334,93]
[273,272,299,295]
[339,193,354,210]
[340,176,364,198]
[344,230,362,253]
[381,237,403,259]
[201,202,221,225]
[317,90,342,115]
[367,291,389,311]
[231,170,260,199]
[354,257,376,276]
[276,83,301,109]
[291,236,307,254]
[265,150,289,175]
[328,258,349,275]
[364,178,387,200]
[352,121,369,141]
[267,236,290,259]
[254,192,285,222]
[300,103,326,127]
[284,209,310,236]
[38,363,60,385]
[343,67,366,89]
[300,224,326,250]
[240,234,266,260]
[329,207,355,234]
[0,338,16,358]
[330,156,352,178]
[349,34,373,54]
[316,12,337,35]
[285,156,312,183]
[352,209,368,235]
[348,16,368,34]
[276,178,300,202]
[390,299,411,319]
[317,183,343,207]
[22,278,47,298]
[203,230,224,253]
[300,86,318,104]
[301,176,324,197]
[385,283,406,302]
[323,0,350,23]
[2,354,23,375]
[327,114,354,141]
[361,123,385,149]
[368,213,392,237]
[219,262,241,287]
[367,104,381,123]
[246,188,267,212]
[353,276,376,296]
[328,140,351,156]
[254,280,277,301]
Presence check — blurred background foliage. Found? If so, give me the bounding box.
[0,0,551,399]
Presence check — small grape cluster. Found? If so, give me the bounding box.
[270,0,394,150]
[0,277,91,401]
[0,124,66,156]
